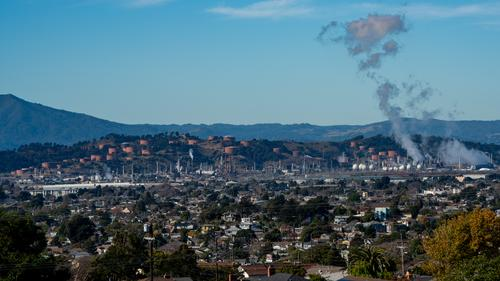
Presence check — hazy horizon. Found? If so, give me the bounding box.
[3,93,500,127]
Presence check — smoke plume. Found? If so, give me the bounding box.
[319,14,490,164]
[438,139,489,166]
[318,14,425,162]
[376,81,424,161]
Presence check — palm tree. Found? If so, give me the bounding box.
[348,246,396,278]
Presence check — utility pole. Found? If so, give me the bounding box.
[397,232,407,276]
[144,223,155,281]
[214,232,219,281]
[131,163,134,183]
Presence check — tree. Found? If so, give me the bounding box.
[235,229,255,244]
[264,228,282,242]
[347,191,361,203]
[59,214,96,243]
[422,208,500,281]
[303,245,345,266]
[155,245,199,278]
[89,228,147,281]
[0,209,70,281]
[348,246,396,279]
[30,194,44,208]
[441,255,500,281]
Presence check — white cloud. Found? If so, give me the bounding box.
[354,2,500,19]
[207,0,313,19]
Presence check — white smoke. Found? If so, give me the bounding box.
[318,14,425,162]
[103,165,113,180]
[189,148,194,161]
[438,139,489,166]
[318,14,489,164]
[376,82,424,161]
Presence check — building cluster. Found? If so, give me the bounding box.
[1,168,499,280]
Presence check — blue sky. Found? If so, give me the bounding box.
[1,0,499,125]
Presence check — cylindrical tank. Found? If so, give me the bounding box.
[91,155,102,161]
[224,146,236,154]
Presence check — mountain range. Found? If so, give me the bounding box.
[1,94,500,149]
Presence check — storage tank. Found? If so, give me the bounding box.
[91,155,102,161]
[141,149,151,156]
[224,146,236,154]
[388,150,397,158]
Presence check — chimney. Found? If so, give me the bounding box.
[228,273,232,281]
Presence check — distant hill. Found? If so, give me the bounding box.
[1,94,500,149]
